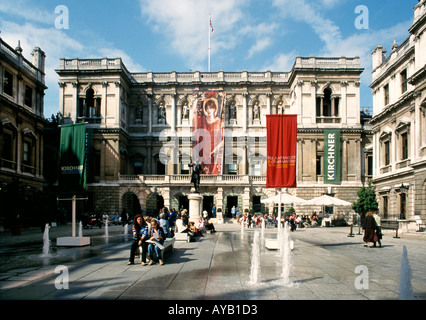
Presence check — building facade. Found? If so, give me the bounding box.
[0,37,48,229]
[370,0,426,230]
[56,55,371,220]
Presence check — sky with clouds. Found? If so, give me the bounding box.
[0,0,418,118]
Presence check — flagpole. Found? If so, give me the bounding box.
[208,13,211,72]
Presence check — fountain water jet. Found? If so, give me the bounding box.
[41,223,51,257]
[280,221,293,286]
[78,221,83,238]
[399,245,414,300]
[249,231,261,285]
[104,219,109,237]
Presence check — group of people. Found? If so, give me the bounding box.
[237,211,321,232]
[127,207,216,266]
[288,212,321,231]
[362,210,382,248]
[128,214,167,266]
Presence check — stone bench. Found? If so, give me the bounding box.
[139,237,176,261]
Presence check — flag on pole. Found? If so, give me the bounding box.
[266,115,297,188]
[210,15,214,33]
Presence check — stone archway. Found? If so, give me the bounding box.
[146,192,164,217]
[121,191,141,219]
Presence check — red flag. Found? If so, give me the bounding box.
[266,115,297,188]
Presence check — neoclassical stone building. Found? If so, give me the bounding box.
[56,54,371,219]
[370,0,426,230]
[0,37,48,228]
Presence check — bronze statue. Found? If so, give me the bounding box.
[188,162,205,192]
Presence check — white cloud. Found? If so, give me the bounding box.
[0,0,55,25]
[139,0,247,67]
[263,51,298,71]
[272,0,343,47]
[239,23,278,59]
[97,48,145,72]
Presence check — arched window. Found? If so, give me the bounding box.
[323,88,332,116]
[78,87,101,122]
[316,87,339,123]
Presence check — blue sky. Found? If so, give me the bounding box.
[0,0,418,119]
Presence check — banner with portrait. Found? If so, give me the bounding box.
[191,90,225,175]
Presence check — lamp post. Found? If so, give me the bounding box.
[400,183,406,220]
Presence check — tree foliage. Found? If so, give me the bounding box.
[352,181,379,221]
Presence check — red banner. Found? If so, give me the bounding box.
[266,115,297,188]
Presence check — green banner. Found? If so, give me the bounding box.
[58,123,87,196]
[324,129,340,184]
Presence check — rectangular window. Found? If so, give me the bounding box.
[1,132,13,161]
[181,161,189,174]
[384,140,390,166]
[384,84,389,106]
[134,161,143,175]
[383,196,388,219]
[251,160,262,176]
[316,155,322,175]
[367,155,373,176]
[401,132,408,160]
[24,85,33,107]
[401,69,407,94]
[23,141,31,165]
[3,70,13,97]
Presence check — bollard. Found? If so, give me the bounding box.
[348,223,354,237]
[394,226,400,239]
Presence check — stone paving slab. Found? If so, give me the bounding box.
[0,223,425,303]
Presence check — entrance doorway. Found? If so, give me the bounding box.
[226,196,238,218]
[203,195,214,217]
[179,195,188,211]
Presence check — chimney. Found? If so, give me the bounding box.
[31,47,46,73]
[371,44,386,70]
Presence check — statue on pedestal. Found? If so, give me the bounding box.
[188,162,205,193]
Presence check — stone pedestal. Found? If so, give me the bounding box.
[188,192,203,223]
[216,211,224,224]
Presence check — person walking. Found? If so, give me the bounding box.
[128,214,148,265]
[363,211,377,248]
[373,210,382,248]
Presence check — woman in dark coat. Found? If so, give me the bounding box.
[363,211,377,248]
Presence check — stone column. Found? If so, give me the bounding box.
[216,187,224,224]
[342,138,348,181]
[102,82,108,125]
[171,93,176,131]
[242,92,248,131]
[148,95,152,134]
